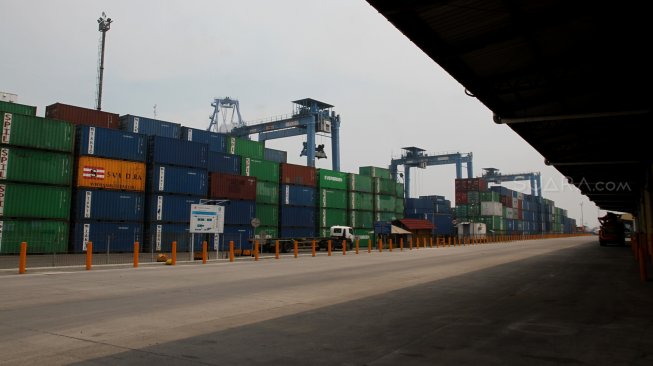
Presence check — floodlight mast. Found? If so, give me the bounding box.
[96,12,113,111]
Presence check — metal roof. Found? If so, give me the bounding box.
[367,0,651,213]
[292,98,334,110]
[397,219,435,231]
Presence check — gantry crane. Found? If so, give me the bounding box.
[482,168,542,197]
[390,147,474,198]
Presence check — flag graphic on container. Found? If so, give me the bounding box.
[82,166,105,179]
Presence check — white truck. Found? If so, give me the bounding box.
[257,225,357,253]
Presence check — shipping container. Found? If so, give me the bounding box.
[120,115,181,138]
[0,220,68,254]
[347,173,373,193]
[72,222,143,253]
[280,185,316,207]
[75,189,144,222]
[374,195,395,212]
[264,148,287,163]
[207,151,241,175]
[0,100,36,116]
[149,164,207,196]
[279,227,315,238]
[280,206,316,228]
[394,211,404,219]
[280,163,316,186]
[1,146,72,185]
[316,169,347,190]
[255,203,278,227]
[480,191,500,202]
[149,136,208,169]
[395,198,404,213]
[254,226,278,240]
[373,177,395,195]
[353,228,373,248]
[46,103,120,129]
[225,200,255,225]
[145,223,196,252]
[221,225,254,251]
[374,211,396,222]
[348,192,374,211]
[348,210,374,228]
[318,208,347,228]
[467,191,480,204]
[2,112,74,152]
[256,181,279,204]
[209,172,256,200]
[359,166,392,180]
[480,216,504,231]
[76,125,146,162]
[481,201,503,216]
[77,156,146,191]
[455,191,468,205]
[1,183,70,220]
[181,127,227,152]
[242,158,279,183]
[146,194,204,223]
[395,182,404,198]
[319,188,347,209]
[419,195,447,202]
[228,137,264,159]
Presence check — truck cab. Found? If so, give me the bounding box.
[319,226,355,251]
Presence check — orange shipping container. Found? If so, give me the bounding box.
[76,156,146,191]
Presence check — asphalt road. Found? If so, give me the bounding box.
[1,237,651,365]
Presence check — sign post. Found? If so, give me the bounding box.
[190,204,225,260]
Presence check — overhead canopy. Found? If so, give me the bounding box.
[391,225,412,235]
[397,219,435,231]
[366,0,651,213]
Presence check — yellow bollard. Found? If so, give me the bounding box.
[19,242,27,274]
[86,241,93,271]
[229,241,234,262]
[275,240,280,259]
[133,241,139,268]
[172,241,177,265]
[254,240,259,262]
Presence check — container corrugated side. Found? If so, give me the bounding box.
[347,173,372,193]
[279,227,315,238]
[256,181,279,204]
[264,148,287,163]
[72,222,143,253]
[374,195,395,212]
[280,185,316,207]
[280,163,316,186]
[75,189,144,222]
[242,158,279,183]
[254,226,278,240]
[348,192,374,211]
[149,136,208,169]
[1,146,72,185]
[209,172,256,200]
[318,188,347,209]
[225,200,255,225]
[316,169,347,190]
[77,157,146,191]
[145,223,199,252]
[0,220,68,254]
[280,206,316,227]
[359,166,392,179]
[149,164,207,196]
[45,103,120,129]
[256,203,278,227]
[76,125,146,162]
[374,211,396,222]
[228,136,264,159]
[348,210,374,228]
[353,228,373,248]
[208,152,241,174]
[120,115,181,138]
[395,198,404,213]
[0,100,36,116]
[318,208,347,228]
[373,177,395,195]
[220,226,254,251]
[1,183,70,220]
[395,182,404,198]
[146,194,204,223]
[2,112,74,152]
[181,127,227,153]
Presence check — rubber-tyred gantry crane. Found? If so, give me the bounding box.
[482,168,542,197]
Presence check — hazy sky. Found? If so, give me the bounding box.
[1,0,601,227]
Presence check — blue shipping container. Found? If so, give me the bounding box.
[76,125,146,162]
[145,223,206,252]
[373,221,392,235]
[225,200,256,225]
[219,226,254,250]
[74,189,144,222]
[280,185,316,207]
[73,222,143,253]
[280,206,316,227]
[181,127,228,153]
[146,194,205,223]
[149,136,208,169]
[279,227,315,238]
[263,148,287,163]
[148,164,208,196]
[120,115,181,138]
[207,151,241,174]
[427,213,454,236]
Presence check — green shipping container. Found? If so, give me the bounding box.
[255,203,278,227]
[256,181,279,204]
[348,210,374,228]
[228,136,264,159]
[1,146,73,185]
[374,211,396,222]
[242,158,279,183]
[2,112,74,152]
[354,228,373,248]
[318,208,348,228]
[0,101,37,116]
[319,188,347,209]
[347,173,373,193]
[467,191,480,204]
[480,216,504,231]
[374,195,395,212]
[395,198,404,213]
[373,177,395,195]
[316,169,347,190]
[1,182,71,220]
[395,182,404,198]
[359,166,391,180]
[348,192,374,211]
[0,220,69,254]
[480,191,500,202]
[456,205,468,218]
[394,211,404,219]
[254,226,278,240]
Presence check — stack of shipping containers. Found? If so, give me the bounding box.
[359,166,396,223]
[479,189,504,234]
[241,155,277,244]
[454,178,488,224]
[347,173,374,248]
[394,181,405,220]
[72,126,146,253]
[404,196,453,236]
[1,102,73,254]
[316,169,349,238]
[280,164,317,238]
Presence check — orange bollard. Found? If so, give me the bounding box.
[19,242,27,274]
[409,237,413,250]
[229,241,234,262]
[342,240,347,255]
[389,239,393,252]
[202,241,208,264]
[254,240,259,262]
[172,241,177,265]
[312,240,316,257]
[355,239,359,254]
[133,241,139,268]
[86,241,93,271]
[294,240,298,258]
[379,238,383,253]
[416,237,420,249]
[328,240,332,256]
[368,238,371,253]
[275,240,280,259]
[400,237,404,251]
[430,237,434,248]
[448,237,451,247]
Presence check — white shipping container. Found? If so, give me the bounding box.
[505,207,514,219]
[481,201,503,216]
[512,197,518,208]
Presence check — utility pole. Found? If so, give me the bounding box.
[96,12,113,111]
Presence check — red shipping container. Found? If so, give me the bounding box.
[517,209,523,220]
[455,191,468,204]
[455,179,468,192]
[501,195,512,208]
[45,103,120,129]
[209,172,256,200]
[518,200,523,210]
[280,163,316,186]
